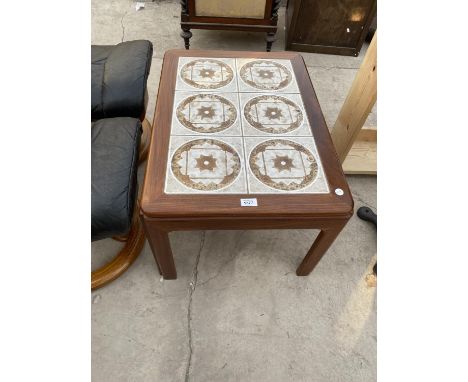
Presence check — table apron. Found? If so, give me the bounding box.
[140,215,349,232]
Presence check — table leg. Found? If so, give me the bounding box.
[296,224,346,276]
[145,227,177,280]
[180,27,192,50]
[265,32,276,52]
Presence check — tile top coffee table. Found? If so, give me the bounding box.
[140,49,353,279]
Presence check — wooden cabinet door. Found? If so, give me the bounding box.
[286,0,376,56]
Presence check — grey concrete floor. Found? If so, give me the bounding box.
[92,1,377,381]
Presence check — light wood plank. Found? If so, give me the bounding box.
[342,127,376,174]
[332,33,377,163]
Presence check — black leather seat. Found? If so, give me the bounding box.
[91,40,153,120]
[91,40,152,289]
[91,118,142,241]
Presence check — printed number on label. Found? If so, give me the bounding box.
[240,198,258,207]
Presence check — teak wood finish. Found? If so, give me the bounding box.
[139,118,152,163]
[140,49,353,280]
[138,89,152,163]
[285,0,376,56]
[92,208,146,290]
[180,0,281,51]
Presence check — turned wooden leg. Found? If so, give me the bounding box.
[143,224,177,280]
[296,224,346,276]
[181,27,192,50]
[265,32,276,52]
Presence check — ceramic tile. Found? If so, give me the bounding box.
[236,58,299,93]
[175,57,238,93]
[170,91,242,136]
[243,137,329,194]
[239,92,312,137]
[165,135,247,194]
[166,56,329,195]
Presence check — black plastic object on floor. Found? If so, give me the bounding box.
[357,206,377,275]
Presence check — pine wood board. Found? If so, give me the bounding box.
[342,126,376,175]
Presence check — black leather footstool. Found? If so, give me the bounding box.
[91,118,145,289]
[92,40,153,162]
[91,118,141,240]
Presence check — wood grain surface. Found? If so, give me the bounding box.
[286,0,377,56]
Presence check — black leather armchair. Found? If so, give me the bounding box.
[91,40,153,290]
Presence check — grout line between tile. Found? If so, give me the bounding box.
[167,56,330,195]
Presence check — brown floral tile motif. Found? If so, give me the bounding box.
[239,60,292,90]
[171,139,241,191]
[180,59,234,89]
[176,94,237,133]
[195,154,217,171]
[249,139,318,191]
[244,95,303,134]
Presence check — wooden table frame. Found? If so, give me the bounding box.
[140,49,353,280]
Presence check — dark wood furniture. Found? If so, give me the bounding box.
[285,0,377,56]
[180,0,282,51]
[140,49,353,280]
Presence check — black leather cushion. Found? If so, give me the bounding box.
[91,118,142,241]
[91,40,153,120]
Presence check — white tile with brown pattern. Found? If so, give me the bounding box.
[165,57,329,195]
[171,91,242,136]
[175,57,238,93]
[236,58,299,93]
[165,135,247,194]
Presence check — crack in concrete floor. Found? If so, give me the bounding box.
[120,12,127,43]
[184,231,206,382]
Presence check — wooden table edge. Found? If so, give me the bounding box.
[141,49,354,222]
[139,200,354,220]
